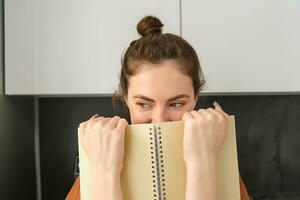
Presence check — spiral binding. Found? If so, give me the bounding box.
[157,126,167,200]
[149,127,158,199]
[149,125,167,200]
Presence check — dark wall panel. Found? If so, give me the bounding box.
[0,97,36,199]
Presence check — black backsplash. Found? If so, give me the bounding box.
[0,97,36,200]
[39,95,300,200]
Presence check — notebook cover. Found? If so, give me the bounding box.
[78,116,240,200]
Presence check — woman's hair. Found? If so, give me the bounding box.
[113,15,205,113]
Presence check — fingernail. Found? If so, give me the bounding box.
[213,101,220,108]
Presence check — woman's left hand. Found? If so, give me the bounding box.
[182,102,230,168]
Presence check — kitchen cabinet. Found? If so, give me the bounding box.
[182,0,300,94]
[5,0,180,95]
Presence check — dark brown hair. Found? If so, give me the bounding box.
[113,16,205,111]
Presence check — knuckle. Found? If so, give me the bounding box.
[182,112,190,119]
[190,110,199,116]
[80,119,89,126]
[100,120,106,126]
[100,117,109,125]
[85,120,92,128]
[94,121,103,129]
[206,113,214,121]
[207,108,215,112]
[224,113,230,119]
[79,122,85,128]
[120,118,128,125]
[113,116,121,120]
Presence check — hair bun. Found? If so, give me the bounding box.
[137,16,163,37]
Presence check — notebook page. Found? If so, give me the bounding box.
[121,123,155,200]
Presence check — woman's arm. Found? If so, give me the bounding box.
[90,167,123,200]
[79,115,128,200]
[185,158,218,200]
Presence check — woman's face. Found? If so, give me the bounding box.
[125,60,197,124]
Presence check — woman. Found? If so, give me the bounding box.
[66,16,250,200]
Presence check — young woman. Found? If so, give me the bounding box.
[66,16,250,200]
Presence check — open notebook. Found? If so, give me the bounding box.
[78,116,240,200]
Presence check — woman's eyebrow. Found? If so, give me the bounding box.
[133,95,155,102]
[167,94,190,101]
[133,94,190,102]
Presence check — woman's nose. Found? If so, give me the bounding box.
[151,108,170,123]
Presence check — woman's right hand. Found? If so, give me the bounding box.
[78,115,128,176]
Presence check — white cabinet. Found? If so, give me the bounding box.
[182,0,300,94]
[5,0,180,95]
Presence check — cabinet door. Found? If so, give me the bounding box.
[5,0,180,95]
[182,0,300,94]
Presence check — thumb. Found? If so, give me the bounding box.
[213,101,229,118]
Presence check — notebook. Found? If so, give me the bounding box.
[78,116,240,200]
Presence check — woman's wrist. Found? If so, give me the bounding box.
[90,166,123,200]
[91,163,121,175]
[185,157,217,200]
[185,152,217,172]
[186,159,217,179]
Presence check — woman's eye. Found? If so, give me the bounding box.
[136,102,151,108]
[169,102,184,108]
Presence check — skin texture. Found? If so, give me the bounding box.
[78,59,229,200]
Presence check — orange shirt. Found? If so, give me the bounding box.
[66,176,250,200]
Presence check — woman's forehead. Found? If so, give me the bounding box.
[127,61,194,100]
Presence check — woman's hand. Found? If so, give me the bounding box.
[78,115,128,200]
[79,115,128,175]
[182,101,229,167]
[182,102,229,200]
